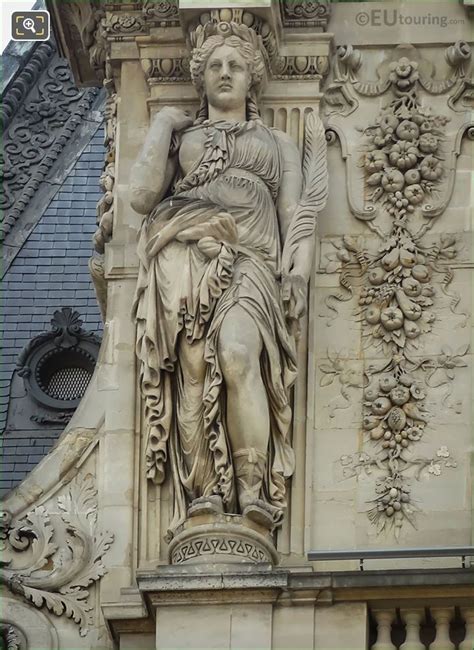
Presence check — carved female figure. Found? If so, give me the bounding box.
[131,21,326,535]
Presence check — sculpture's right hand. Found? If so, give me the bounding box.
[154,107,193,132]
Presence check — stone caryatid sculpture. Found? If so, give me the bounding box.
[130,18,327,549]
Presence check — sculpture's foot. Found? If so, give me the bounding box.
[187,495,224,518]
[242,499,280,530]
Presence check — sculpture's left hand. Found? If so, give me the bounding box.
[282,273,308,322]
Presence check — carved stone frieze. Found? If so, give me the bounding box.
[1,53,99,240]
[0,476,113,637]
[274,55,329,80]
[168,515,279,566]
[142,0,179,26]
[322,42,472,537]
[141,57,191,83]
[105,12,145,35]
[280,0,330,30]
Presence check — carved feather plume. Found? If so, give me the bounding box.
[281,111,328,275]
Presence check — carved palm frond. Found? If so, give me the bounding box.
[282,111,328,274]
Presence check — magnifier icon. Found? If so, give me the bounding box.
[23,17,36,33]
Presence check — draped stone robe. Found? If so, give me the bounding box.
[133,119,297,534]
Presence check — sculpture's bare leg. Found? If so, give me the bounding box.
[218,305,268,454]
[218,305,276,526]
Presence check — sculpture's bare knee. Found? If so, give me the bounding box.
[218,306,262,385]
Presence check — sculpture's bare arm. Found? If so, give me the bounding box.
[276,131,303,244]
[130,108,192,215]
[275,130,314,321]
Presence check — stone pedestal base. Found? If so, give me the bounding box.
[168,514,279,566]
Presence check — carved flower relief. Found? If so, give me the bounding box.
[419,133,439,154]
[388,57,419,91]
[329,47,465,538]
[363,371,427,454]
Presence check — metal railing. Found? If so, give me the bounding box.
[307,546,474,571]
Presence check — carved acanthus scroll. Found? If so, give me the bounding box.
[0,476,113,637]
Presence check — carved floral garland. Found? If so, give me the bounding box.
[323,47,472,537]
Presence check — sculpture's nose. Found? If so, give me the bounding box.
[221,62,231,79]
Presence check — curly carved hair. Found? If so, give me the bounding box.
[190,34,266,123]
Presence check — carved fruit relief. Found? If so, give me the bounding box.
[323,43,472,537]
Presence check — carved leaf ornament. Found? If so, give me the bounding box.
[0,476,113,636]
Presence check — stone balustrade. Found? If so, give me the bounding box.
[371,607,473,650]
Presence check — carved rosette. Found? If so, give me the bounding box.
[0,476,113,637]
[323,42,473,537]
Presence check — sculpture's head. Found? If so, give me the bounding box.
[190,23,266,121]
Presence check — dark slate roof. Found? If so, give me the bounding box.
[1,430,63,491]
[2,34,101,244]
[0,127,105,495]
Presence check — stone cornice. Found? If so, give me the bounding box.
[100,566,474,641]
[47,0,333,90]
